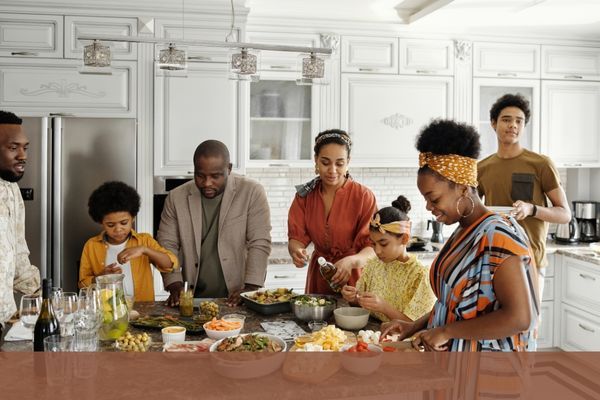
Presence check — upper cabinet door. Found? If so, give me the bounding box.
[473,78,540,160]
[246,32,321,71]
[341,74,453,166]
[399,39,454,76]
[155,20,237,63]
[65,16,138,60]
[542,45,600,81]
[473,42,540,79]
[154,63,239,175]
[541,80,600,167]
[341,36,398,74]
[0,13,63,58]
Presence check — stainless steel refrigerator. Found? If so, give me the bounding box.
[19,116,137,292]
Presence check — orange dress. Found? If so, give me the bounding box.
[288,179,377,294]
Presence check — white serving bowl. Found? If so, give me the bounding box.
[161,326,186,344]
[340,343,383,375]
[333,307,370,330]
[203,320,242,341]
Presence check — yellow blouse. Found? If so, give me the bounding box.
[356,255,436,322]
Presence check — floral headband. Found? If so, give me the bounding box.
[315,132,352,148]
[418,152,478,187]
[370,213,411,235]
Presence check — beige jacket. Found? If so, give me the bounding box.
[157,175,271,293]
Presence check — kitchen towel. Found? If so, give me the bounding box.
[4,320,32,341]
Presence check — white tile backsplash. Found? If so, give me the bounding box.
[246,166,569,243]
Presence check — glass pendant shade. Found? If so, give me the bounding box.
[296,52,328,85]
[79,40,113,74]
[229,48,260,81]
[157,43,187,71]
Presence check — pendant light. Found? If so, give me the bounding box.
[79,40,112,75]
[156,0,188,77]
[229,48,260,81]
[296,52,328,85]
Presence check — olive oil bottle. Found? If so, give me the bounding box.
[33,278,60,352]
[317,257,341,293]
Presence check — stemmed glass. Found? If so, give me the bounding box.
[19,294,41,333]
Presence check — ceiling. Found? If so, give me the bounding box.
[245,0,600,41]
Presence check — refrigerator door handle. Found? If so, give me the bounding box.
[40,118,49,279]
[52,117,63,287]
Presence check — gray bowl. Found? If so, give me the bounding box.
[291,294,337,322]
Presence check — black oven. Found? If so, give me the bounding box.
[153,178,192,237]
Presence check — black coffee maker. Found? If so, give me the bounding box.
[573,201,600,242]
[427,219,444,243]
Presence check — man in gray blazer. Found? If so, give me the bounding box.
[158,140,271,306]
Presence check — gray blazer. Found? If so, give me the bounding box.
[157,174,272,293]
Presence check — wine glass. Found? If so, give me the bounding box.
[52,287,64,321]
[19,294,41,332]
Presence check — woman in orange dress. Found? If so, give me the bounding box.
[288,129,377,294]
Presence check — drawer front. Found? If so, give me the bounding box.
[399,39,454,76]
[542,45,600,81]
[560,304,600,351]
[342,36,398,74]
[0,13,63,58]
[0,58,136,117]
[65,16,138,60]
[246,32,320,71]
[562,256,600,313]
[537,301,554,349]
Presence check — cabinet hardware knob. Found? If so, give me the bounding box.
[564,75,583,79]
[268,163,290,167]
[564,163,583,167]
[270,65,291,69]
[578,323,595,333]
[358,68,375,72]
[497,72,517,77]
[274,275,292,279]
[187,171,195,174]
[578,273,596,281]
[416,70,435,74]
[11,51,38,56]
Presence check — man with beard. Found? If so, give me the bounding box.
[158,140,271,307]
[0,110,41,345]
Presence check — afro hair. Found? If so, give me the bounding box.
[88,181,140,223]
[415,119,481,159]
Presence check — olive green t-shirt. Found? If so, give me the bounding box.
[195,193,228,298]
[477,149,561,269]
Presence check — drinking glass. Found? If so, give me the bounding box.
[52,287,64,321]
[44,334,74,352]
[74,289,101,351]
[60,292,78,337]
[19,294,41,332]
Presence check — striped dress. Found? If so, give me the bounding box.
[428,212,539,351]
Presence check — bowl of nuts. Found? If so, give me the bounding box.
[115,331,152,352]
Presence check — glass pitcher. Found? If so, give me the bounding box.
[95,274,129,341]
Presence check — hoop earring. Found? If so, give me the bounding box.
[456,195,475,218]
[315,165,320,175]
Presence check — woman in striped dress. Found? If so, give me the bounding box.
[382,119,540,351]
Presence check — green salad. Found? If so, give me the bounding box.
[293,295,334,307]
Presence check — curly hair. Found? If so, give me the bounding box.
[489,93,531,124]
[0,110,22,125]
[88,181,140,223]
[371,195,411,234]
[313,129,352,157]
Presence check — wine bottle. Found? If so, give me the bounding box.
[33,278,61,352]
[317,257,341,293]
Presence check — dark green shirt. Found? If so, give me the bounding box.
[194,193,228,297]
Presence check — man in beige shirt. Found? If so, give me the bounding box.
[0,110,41,344]
[158,140,271,307]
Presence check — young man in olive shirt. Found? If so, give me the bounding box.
[478,94,571,298]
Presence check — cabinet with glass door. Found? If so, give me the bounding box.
[472,78,540,160]
[247,72,320,165]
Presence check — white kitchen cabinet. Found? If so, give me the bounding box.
[156,19,238,63]
[399,39,454,76]
[0,13,63,58]
[542,45,600,81]
[541,81,600,167]
[341,36,398,74]
[246,70,320,165]
[473,42,540,79]
[264,264,307,294]
[154,62,239,175]
[537,301,554,349]
[0,58,136,117]
[560,304,600,351]
[246,31,320,71]
[341,74,453,166]
[561,255,600,312]
[472,78,540,160]
[64,16,138,60]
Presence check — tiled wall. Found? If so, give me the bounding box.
[246,167,569,243]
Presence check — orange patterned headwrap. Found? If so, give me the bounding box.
[370,213,411,236]
[418,152,478,187]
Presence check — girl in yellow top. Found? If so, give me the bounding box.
[78,181,178,302]
[342,196,436,322]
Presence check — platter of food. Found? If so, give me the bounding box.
[130,314,208,335]
[290,325,356,352]
[163,339,214,353]
[240,288,294,315]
